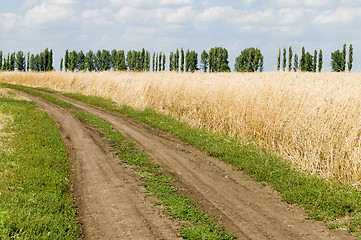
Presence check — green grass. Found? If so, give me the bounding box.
[0,83,75,108]
[75,111,236,239]
[64,92,361,234]
[0,96,80,239]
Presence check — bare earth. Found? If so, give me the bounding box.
[22,91,355,240]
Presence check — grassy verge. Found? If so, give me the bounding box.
[75,111,236,239]
[63,92,361,235]
[0,96,80,239]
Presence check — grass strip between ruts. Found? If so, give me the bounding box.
[62,92,361,236]
[75,111,236,239]
[0,96,80,239]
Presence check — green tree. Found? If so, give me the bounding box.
[208,47,230,72]
[162,53,166,71]
[152,52,155,72]
[288,46,292,72]
[169,51,174,71]
[60,58,63,71]
[30,54,35,71]
[200,50,209,72]
[27,52,30,72]
[102,49,111,71]
[155,53,159,72]
[313,50,317,72]
[70,50,77,72]
[158,52,162,71]
[318,50,323,72]
[294,54,299,72]
[174,49,179,71]
[282,48,286,71]
[86,50,94,72]
[0,51,2,71]
[111,49,118,70]
[146,51,151,71]
[277,48,281,71]
[116,50,127,71]
[48,49,53,71]
[78,50,85,71]
[331,50,343,72]
[15,51,26,71]
[234,47,263,72]
[180,48,184,72]
[64,50,70,71]
[300,47,306,71]
[348,44,353,72]
[341,43,346,72]
[10,52,16,71]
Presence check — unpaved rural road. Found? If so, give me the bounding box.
[22,91,355,240]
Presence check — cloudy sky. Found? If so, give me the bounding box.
[1,0,360,71]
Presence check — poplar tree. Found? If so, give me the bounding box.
[288,46,292,72]
[331,50,342,72]
[30,54,35,71]
[158,52,162,71]
[27,52,30,72]
[300,47,306,71]
[313,50,317,72]
[10,53,16,71]
[48,49,53,71]
[180,48,184,72]
[16,51,26,71]
[116,50,127,71]
[60,58,63,71]
[86,50,95,72]
[0,51,2,70]
[78,50,85,71]
[277,48,281,71]
[294,54,299,72]
[318,50,323,72]
[282,48,286,71]
[70,50,77,72]
[111,49,118,70]
[200,50,209,72]
[65,50,69,71]
[152,52,155,72]
[174,49,179,71]
[348,44,353,72]
[342,43,346,72]
[155,53,159,72]
[169,52,174,71]
[146,51,151,71]
[162,53,166,71]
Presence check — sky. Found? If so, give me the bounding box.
[1,0,361,71]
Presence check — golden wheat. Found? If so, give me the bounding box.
[1,71,361,186]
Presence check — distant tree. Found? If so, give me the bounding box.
[10,52,16,71]
[294,54,299,72]
[0,51,2,71]
[111,49,118,70]
[277,48,281,71]
[318,50,323,72]
[209,47,230,72]
[305,52,314,72]
[70,50,77,72]
[331,50,343,72]
[27,52,30,72]
[341,43,347,72]
[234,47,263,72]
[282,48,286,71]
[169,51,174,71]
[348,44,353,72]
[60,58,63,71]
[15,51,26,71]
[259,55,264,72]
[300,47,306,71]
[43,48,49,71]
[116,50,127,71]
[140,48,145,71]
[158,52,162,71]
[85,50,94,72]
[152,52,155,72]
[48,49,53,71]
[30,54,35,71]
[180,48,184,72]
[200,50,209,72]
[288,46,292,72]
[162,53,166,71]
[174,49,179,71]
[185,50,198,72]
[64,50,70,71]
[102,49,111,71]
[313,50,317,72]
[155,53,159,72]
[78,50,85,71]
[146,51,151,71]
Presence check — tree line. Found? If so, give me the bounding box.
[0,49,53,72]
[0,45,355,73]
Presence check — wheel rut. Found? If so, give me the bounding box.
[24,91,355,240]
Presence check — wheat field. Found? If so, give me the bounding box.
[1,71,361,186]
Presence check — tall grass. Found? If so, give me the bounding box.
[1,71,361,186]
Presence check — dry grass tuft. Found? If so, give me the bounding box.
[1,71,361,186]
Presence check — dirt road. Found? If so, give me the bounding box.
[23,91,355,240]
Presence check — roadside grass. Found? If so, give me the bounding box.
[0,95,80,239]
[75,111,236,239]
[64,92,361,235]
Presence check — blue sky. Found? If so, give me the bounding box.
[1,0,360,71]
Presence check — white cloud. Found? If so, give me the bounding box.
[110,0,155,7]
[25,2,72,26]
[115,6,194,25]
[0,12,22,32]
[48,0,75,4]
[160,0,193,5]
[197,6,238,22]
[81,9,113,25]
[315,7,361,24]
